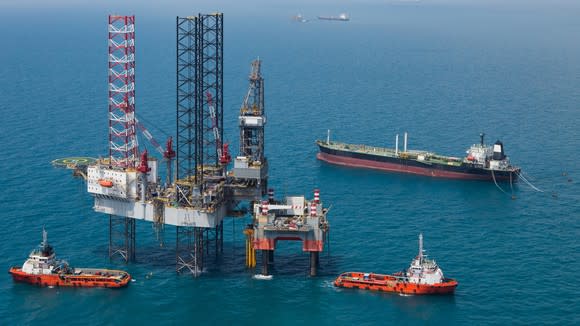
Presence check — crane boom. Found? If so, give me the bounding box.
[135,117,165,156]
[206,92,223,159]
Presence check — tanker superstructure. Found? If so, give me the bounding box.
[317,132,520,182]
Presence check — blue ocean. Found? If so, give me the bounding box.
[1,1,579,324]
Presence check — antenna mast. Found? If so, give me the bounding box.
[418,233,424,263]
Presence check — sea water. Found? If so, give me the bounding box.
[0,1,579,324]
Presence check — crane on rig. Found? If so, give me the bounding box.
[135,117,164,156]
[135,117,176,186]
[206,92,231,166]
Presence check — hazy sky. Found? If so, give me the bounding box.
[2,0,580,12]
[0,0,578,29]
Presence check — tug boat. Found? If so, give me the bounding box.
[334,234,457,295]
[9,228,130,288]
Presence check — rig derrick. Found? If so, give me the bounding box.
[54,13,330,277]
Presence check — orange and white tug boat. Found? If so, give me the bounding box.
[334,234,457,295]
[9,228,130,288]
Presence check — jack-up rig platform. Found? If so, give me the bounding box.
[244,189,330,276]
[54,13,330,277]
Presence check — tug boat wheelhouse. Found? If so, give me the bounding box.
[9,228,130,288]
[334,234,457,295]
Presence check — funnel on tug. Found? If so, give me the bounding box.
[334,234,457,295]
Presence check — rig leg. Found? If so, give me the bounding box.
[176,226,204,277]
[220,221,224,253]
[261,250,269,276]
[268,249,274,264]
[109,215,136,263]
[243,227,256,268]
[310,252,319,277]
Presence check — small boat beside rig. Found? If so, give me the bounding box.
[9,228,130,288]
[317,132,520,181]
[334,234,457,295]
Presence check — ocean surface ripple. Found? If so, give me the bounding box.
[0,2,579,325]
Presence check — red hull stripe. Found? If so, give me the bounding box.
[254,238,324,251]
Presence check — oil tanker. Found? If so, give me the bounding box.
[9,228,130,288]
[316,132,520,181]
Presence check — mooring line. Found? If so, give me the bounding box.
[491,170,509,195]
[517,171,544,193]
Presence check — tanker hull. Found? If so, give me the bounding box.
[317,141,519,182]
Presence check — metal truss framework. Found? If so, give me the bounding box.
[240,59,265,162]
[176,17,196,182]
[204,222,224,256]
[109,214,136,262]
[198,14,224,170]
[176,226,204,276]
[176,14,223,194]
[175,221,223,277]
[108,15,137,168]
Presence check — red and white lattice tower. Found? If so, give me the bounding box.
[108,15,137,168]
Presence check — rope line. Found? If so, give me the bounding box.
[491,170,509,195]
[517,171,544,192]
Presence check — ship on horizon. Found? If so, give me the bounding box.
[292,13,308,23]
[317,13,350,21]
[316,132,520,182]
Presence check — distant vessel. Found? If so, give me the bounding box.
[9,228,130,288]
[292,13,308,23]
[334,234,457,295]
[317,13,350,21]
[317,132,520,182]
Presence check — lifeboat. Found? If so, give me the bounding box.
[8,228,131,288]
[98,179,113,188]
[334,234,457,295]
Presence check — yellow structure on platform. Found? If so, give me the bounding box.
[244,228,256,267]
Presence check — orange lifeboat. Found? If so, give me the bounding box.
[98,179,113,188]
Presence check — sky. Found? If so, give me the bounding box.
[1,0,580,13]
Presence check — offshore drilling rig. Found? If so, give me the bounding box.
[53,13,330,277]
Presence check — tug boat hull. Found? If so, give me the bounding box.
[334,272,457,295]
[9,267,130,288]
